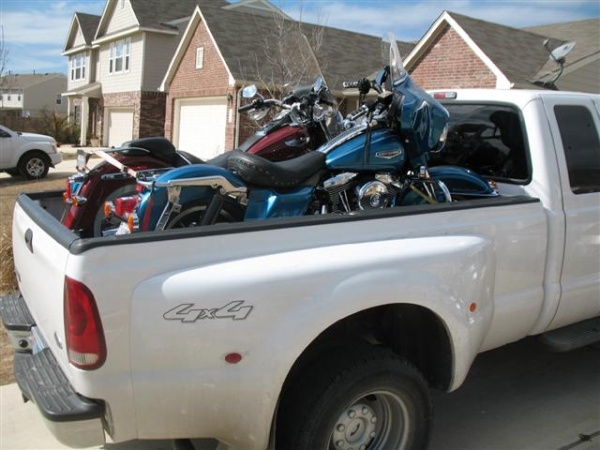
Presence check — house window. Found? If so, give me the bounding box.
[109,38,131,74]
[196,47,204,69]
[70,53,86,81]
[56,94,62,105]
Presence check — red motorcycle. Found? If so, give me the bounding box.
[62,82,342,237]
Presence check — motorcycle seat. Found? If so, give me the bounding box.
[123,137,178,165]
[227,150,325,189]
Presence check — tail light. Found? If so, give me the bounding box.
[104,195,140,234]
[432,91,457,100]
[114,196,140,217]
[63,179,73,203]
[64,277,106,370]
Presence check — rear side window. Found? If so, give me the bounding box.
[554,105,600,194]
[431,103,529,182]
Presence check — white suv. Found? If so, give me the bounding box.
[0,124,63,179]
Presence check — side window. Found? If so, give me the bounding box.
[554,105,600,194]
[431,103,529,182]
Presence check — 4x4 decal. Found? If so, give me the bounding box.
[164,301,253,322]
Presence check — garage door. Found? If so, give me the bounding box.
[107,109,134,148]
[176,97,227,160]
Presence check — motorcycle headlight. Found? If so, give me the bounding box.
[313,103,333,121]
[247,107,269,122]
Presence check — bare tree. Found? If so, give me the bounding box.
[0,25,9,81]
[242,2,327,99]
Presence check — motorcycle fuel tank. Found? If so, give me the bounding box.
[249,126,312,162]
[320,126,405,172]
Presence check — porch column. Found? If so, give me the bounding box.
[80,96,89,146]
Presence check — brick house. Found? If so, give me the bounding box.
[406,11,599,92]
[62,0,215,147]
[159,1,409,159]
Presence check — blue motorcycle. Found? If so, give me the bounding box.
[108,34,496,233]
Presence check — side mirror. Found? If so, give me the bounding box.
[242,85,258,99]
[374,66,390,93]
[313,77,324,93]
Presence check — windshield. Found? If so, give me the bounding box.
[386,32,408,85]
[279,30,326,91]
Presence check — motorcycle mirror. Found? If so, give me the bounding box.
[374,67,389,93]
[313,77,324,93]
[242,85,259,99]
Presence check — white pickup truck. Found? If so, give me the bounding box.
[0,124,62,179]
[1,89,599,450]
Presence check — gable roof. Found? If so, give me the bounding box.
[524,18,600,91]
[405,10,565,89]
[525,18,600,65]
[63,12,101,54]
[0,73,66,90]
[94,0,225,41]
[161,2,412,93]
[222,0,292,19]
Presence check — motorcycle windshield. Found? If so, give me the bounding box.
[386,32,408,86]
[280,30,326,90]
[384,32,449,166]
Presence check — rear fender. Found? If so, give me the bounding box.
[128,234,495,448]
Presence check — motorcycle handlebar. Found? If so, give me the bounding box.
[238,101,259,113]
[343,78,372,95]
[238,98,285,113]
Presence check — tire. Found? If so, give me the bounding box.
[18,151,50,180]
[276,345,432,450]
[166,197,244,229]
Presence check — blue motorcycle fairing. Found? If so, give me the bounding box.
[324,128,406,172]
[244,186,315,220]
[429,165,498,197]
[393,76,449,167]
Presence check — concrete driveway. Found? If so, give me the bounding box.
[1,338,598,449]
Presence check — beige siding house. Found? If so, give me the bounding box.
[0,73,67,120]
[62,0,207,147]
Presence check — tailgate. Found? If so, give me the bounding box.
[11,192,76,365]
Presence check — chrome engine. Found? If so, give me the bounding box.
[323,172,401,213]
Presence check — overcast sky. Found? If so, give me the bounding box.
[1,0,598,74]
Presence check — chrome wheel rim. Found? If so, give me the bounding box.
[329,391,409,450]
[26,158,45,177]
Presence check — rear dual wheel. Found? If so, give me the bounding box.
[276,346,432,450]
